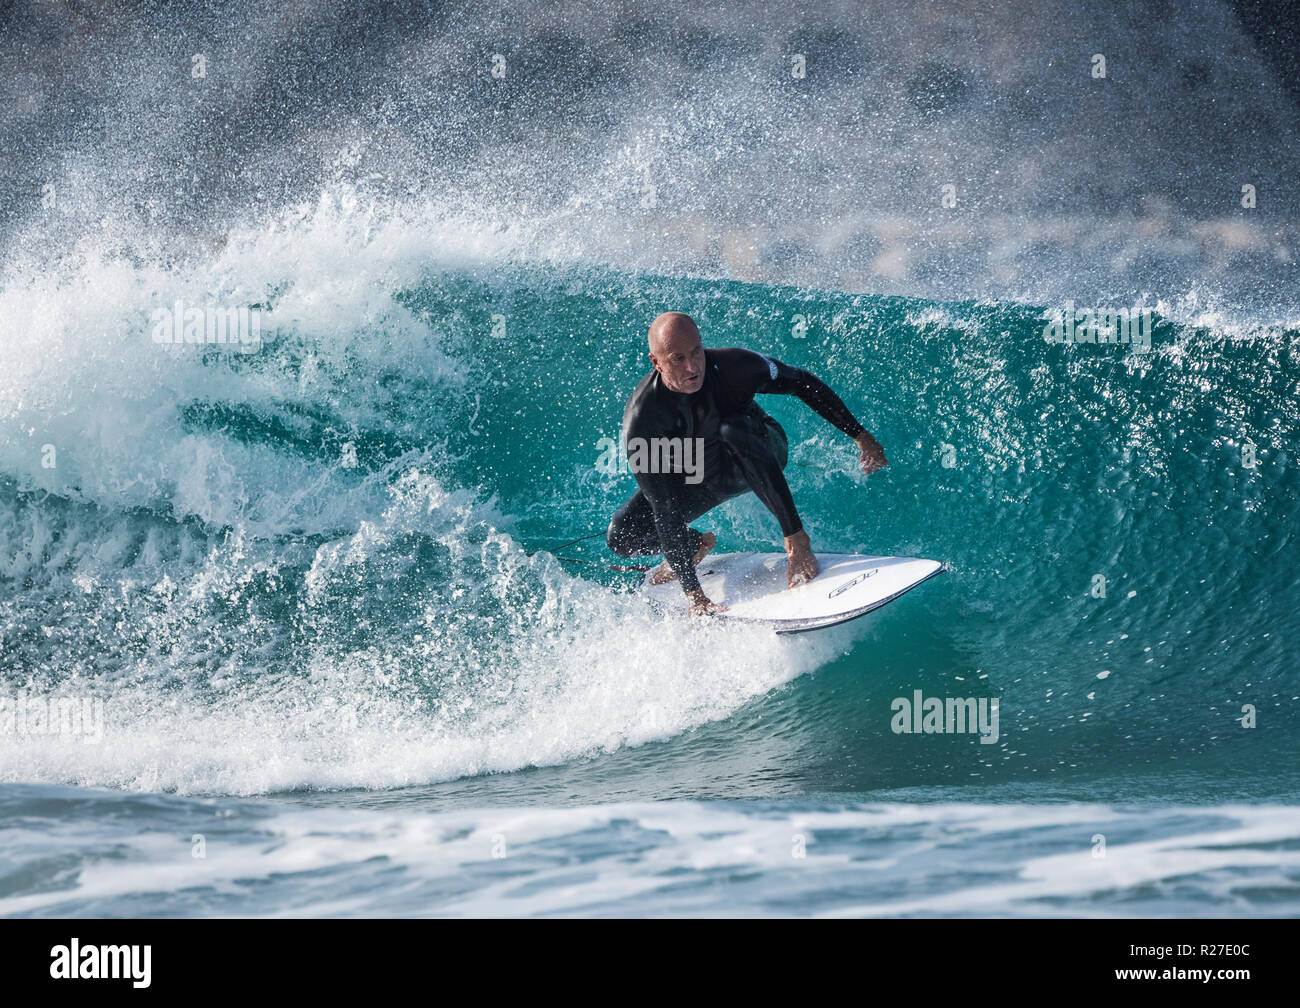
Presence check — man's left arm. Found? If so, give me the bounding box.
[751,352,888,474]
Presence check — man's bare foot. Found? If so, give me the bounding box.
[784,529,819,587]
[649,531,718,586]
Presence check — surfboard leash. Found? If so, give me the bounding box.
[525,531,653,574]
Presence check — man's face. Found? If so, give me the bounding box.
[650,324,706,394]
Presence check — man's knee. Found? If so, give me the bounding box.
[606,519,633,557]
[607,508,658,557]
[717,418,754,450]
[719,416,783,466]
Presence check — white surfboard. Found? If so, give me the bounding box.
[641,552,944,634]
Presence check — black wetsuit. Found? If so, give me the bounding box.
[606,347,866,595]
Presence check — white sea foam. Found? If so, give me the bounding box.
[4,794,1297,917]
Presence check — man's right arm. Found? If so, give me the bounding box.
[635,468,704,596]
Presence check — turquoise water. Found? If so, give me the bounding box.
[2,236,1297,914]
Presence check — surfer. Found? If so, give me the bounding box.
[607,312,887,616]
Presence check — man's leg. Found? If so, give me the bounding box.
[716,411,801,539]
[716,410,818,586]
[608,410,796,559]
[606,489,664,559]
[606,482,732,561]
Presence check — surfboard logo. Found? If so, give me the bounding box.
[828,568,876,598]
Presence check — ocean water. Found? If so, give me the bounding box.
[2,0,1298,917]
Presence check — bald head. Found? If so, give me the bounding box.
[647,312,706,394]
[648,312,699,355]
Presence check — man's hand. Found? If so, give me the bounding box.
[784,529,819,587]
[686,589,728,617]
[855,431,888,475]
